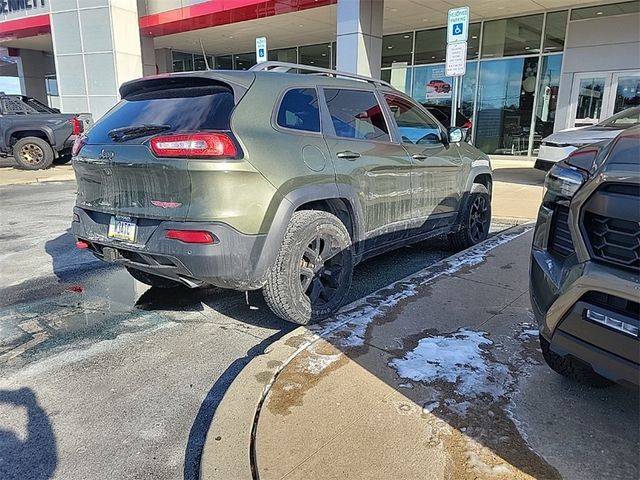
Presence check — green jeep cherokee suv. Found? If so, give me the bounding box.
[72,62,493,325]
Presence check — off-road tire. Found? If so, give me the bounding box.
[53,154,72,165]
[13,136,55,170]
[448,184,491,251]
[263,210,354,325]
[126,266,182,289]
[539,335,613,387]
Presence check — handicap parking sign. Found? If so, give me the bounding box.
[447,7,469,43]
[453,23,463,35]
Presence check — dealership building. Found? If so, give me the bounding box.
[0,0,638,157]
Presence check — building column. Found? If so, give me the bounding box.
[16,49,54,103]
[336,0,383,78]
[49,0,143,120]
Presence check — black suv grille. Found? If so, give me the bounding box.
[582,183,640,273]
[584,214,640,272]
[549,205,575,257]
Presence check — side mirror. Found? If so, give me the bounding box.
[448,127,464,143]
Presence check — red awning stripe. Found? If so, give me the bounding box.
[139,0,334,37]
[0,13,50,40]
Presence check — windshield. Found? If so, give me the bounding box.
[597,107,640,128]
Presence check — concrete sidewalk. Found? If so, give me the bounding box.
[490,158,544,223]
[0,163,75,186]
[201,226,638,480]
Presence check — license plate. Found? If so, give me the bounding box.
[108,216,137,242]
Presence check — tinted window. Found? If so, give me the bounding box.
[324,89,389,141]
[385,94,442,145]
[426,107,449,124]
[87,85,235,144]
[277,88,321,132]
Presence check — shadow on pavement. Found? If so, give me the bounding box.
[44,229,101,283]
[0,388,57,480]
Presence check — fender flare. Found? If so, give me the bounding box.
[251,183,366,282]
[6,126,55,150]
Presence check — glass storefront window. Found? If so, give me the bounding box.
[543,11,567,53]
[460,61,477,120]
[571,0,639,20]
[215,55,233,70]
[412,64,453,106]
[482,15,544,58]
[382,32,413,68]
[172,52,193,72]
[475,57,539,155]
[299,44,331,68]
[194,55,213,71]
[234,53,256,70]
[467,23,481,60]
[414,27,446,65]
[534,55,563,143]
[269,48,297,63]
[381,67,412,95]
[613,74,640,112]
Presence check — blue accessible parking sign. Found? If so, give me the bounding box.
[453,23,463,36]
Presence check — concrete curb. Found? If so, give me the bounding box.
[492,215,537,225]
[199,223,534,480]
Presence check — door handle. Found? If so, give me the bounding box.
[412,154,428,160]
[336,151,361,160]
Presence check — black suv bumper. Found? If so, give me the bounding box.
[72,207,271,290]
[530,233,640,386]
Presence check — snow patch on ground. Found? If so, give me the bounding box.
[389,329,511,400]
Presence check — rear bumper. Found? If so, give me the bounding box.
[72,207,270,290]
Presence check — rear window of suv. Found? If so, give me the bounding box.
[86,85,235,144]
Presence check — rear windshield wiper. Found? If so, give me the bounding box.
[108,124,171,142]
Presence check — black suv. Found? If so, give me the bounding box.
[530,126,639,387]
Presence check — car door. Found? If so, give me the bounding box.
[320,87,413,250]
[382,92,465,228]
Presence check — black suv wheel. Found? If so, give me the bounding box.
[448,184,491,250]
[540,335,613,387]
[263,210,354,325]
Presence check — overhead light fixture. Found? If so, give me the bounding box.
[525,46,531,50]
[321,53,327,56]
[431,56,436,58]
[596,11,603,15]
[471,35,477,39]
[403,35,410,38]
[387,45,394,49]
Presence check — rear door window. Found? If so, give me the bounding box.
[323,89,390,142]
[86,84,235,144]
[276,88,321,132]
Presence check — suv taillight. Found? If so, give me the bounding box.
[69,117,83,135]
[150,133,237,158]
[72,136,87,156]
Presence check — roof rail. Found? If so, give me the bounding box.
[249,61,394,88]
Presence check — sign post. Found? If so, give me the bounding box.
[446,6,469,129]
[256,37,267,64]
